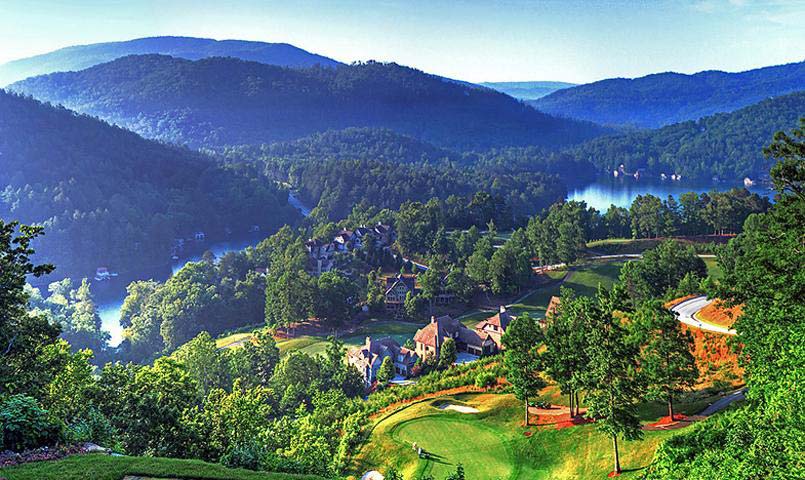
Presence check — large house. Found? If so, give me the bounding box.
[347,336,418,386]
[474,305,515,351]
[414,315,497,359]
[414,308,515,361]
[384,274,417,318]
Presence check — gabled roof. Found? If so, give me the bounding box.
[482,305,514,330]
[546,296,561,318]
[385,274,416,295]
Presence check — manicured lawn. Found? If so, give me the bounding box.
[507,261,625,318]
[0,454,323,480]
[703,257,723,279]
[353,389,728,480]
[274,320,422,356]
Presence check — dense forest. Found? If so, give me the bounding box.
[531,60,805,128]
[223,128,578,222]
[10,55,609,150]
[567,91,805,179]
[0,90,300,280]
[0,36,341,86]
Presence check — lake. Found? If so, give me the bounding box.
[567,177,772,211]
[99,192,312,347]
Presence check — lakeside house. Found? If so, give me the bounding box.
[474,305,515,351]
[385,274,417,318]
[347,336,418,386]
[414,314,498,359]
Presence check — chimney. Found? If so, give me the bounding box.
[499,305,506,313]
[365,336,372,348]
[430,315,437,324]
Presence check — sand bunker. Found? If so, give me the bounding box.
[438,403,479,413]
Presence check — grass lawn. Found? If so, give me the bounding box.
[507,261,625,318]
[273,320,422,356]
[0,454,323,480]
[352,389,726,480]
[703,257,723,279]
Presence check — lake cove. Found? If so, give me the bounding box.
[568,177,772,211]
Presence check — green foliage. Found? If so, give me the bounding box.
[438,338,457,370]
[376,357,395,385]
[0,91,298,280]
[632,301,698,419]
[619,240,707,302]
[581,290,643,474]
[502,313,545,424]
[0,395,60,451]
[646,119,805,479]
[474,371,497,388]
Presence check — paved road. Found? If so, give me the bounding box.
[700,388,746,416]
[671,296,737,335]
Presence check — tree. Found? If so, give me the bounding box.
[314,271,356,326]
[619,240,707,302]
[403,290,425,321]
[630,194,666,238]
[502,313,545,425]
[171,331,229,398]
[0,220,61,398]
[265,270,314,334]
[438,338,457,369]
[633,301,697,420]
[466,236,493,286]
[377,356,395,385]
[582,289,643,476]
[542,289,590,417]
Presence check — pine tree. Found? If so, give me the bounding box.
[502,313,545,426]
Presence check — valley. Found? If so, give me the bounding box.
[0,5,802,480]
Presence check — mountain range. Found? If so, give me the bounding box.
[0,36,341,87]
[568,90,805,179]
[480,81,576,100]
[531,61,805,128]
[0,89,298,279]
[10,54,608,150]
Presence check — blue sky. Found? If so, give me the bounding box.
[1,0,803,83]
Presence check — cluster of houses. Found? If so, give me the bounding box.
[348,296,562,386]
[304,223,394,276]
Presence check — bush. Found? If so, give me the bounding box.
[0,395,61,451]
[475,371,497,388]
[221,442,265,470]
[62,407,116,446]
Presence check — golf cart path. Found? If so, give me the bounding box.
[671,295,737,335]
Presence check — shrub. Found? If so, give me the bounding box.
[475,371,497,388]
[0,395,60,451]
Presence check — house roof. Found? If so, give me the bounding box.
[348,336,417,368]
[546,296,561,318]
[414,315,488,349]
[483,305,514,330]
[385,274,416,295]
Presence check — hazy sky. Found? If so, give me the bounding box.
[1,0,803,83]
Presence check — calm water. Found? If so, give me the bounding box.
[567,177,772,211]
[99,192,313,347]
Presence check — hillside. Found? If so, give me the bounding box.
[224,128,571,221]
[567,91,805,179]
[10,55,609,151]
[0,36,340,86]
[480,80,576,100]
[531,60,805,128]
[0,89,298,280]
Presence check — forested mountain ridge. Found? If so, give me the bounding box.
[0,90,299,280]
[0,36,340,86]
[567,91,805,179]
[531,60,805,128]
[223,128,588,222]
[10,54,610,151]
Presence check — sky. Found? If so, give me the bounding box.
[0,0,803,83]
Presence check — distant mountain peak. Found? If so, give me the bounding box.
[0,35,341,86]
[530,60,805,128]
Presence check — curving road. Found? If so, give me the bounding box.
[671,295,737,335]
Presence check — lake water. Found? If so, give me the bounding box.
[567,177,772,211]
[99,192,313,347]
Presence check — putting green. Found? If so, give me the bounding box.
[393,415,516,479]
